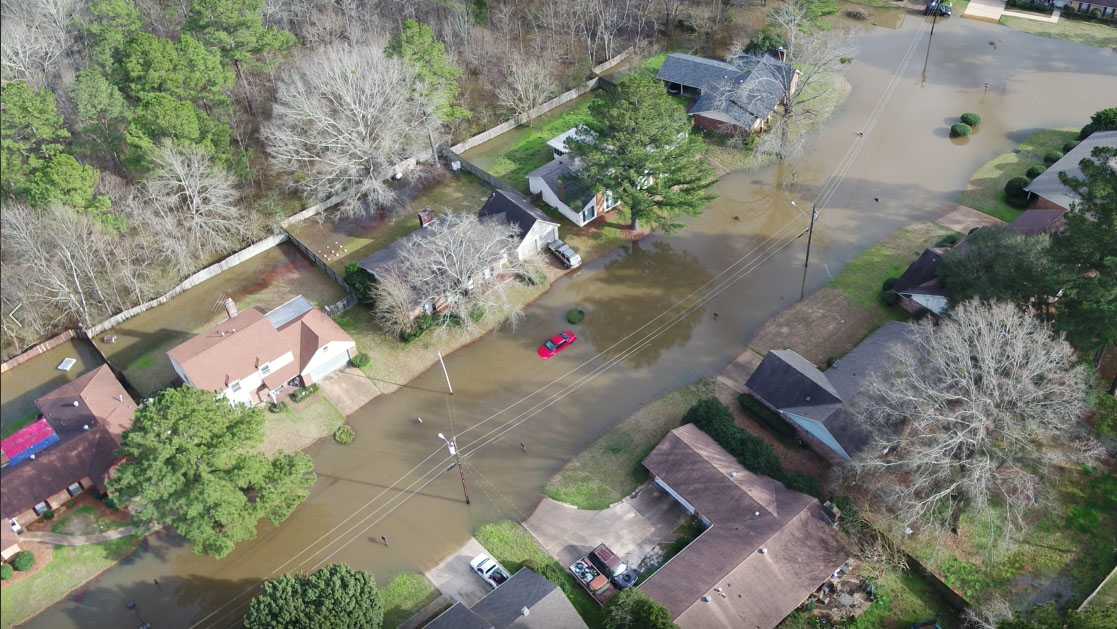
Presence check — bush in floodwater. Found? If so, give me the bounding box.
[1025,164,1045,179]
[960,112,982,127]
[334,424,355,445]
[845,9,869,20]
[1043,150,1063,165]
[950,123,972,138]
[11,551,34,572]
[566,308,585,324]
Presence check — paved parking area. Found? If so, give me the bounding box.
[424,537,491,607]
[525,483,688,569]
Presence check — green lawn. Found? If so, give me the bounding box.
[1,411,39,439]
[781,567,960,628]
[475,521,604,628]
[1,535,142,629]
[959,129,1078,222]
[830,222,956,320]
[544,380,714,509]
[1000,15,1117,49]
[484,100,598,193]
[903,467,1117,608]
[259,392,345,456]
[643,53,668,72]
[50,505,131,535]
[382,572,439,628]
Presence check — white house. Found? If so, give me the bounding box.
[528,127,620,227]
[478,190,559,260]
[167,296,355,405]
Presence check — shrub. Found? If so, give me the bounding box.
[1043,150,1063,165]
[566,308,585,325]
[333,424,356,445]
[350,353,371,369]
[290,384,320,403]
[881,289,900,306]
[344,263,374,305]
[42,509,54,520]
[1025,164,1045,179]
[881,277,899,291]
[1004,176,1031,200]
[400,313,437,342]
[960,112,981,127]
[1062,141,1079,153]
[744,25,785,54]
[738,394,800,440]
[268,401,287,414]
[1079,107,1117,140]
[0,563,12,580]
[949,123,972,138]
[11,551,34,572]
[845,9,869,20]
[935,234,960,247]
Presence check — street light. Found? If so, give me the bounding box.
[438,432,470,505]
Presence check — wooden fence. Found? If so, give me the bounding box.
[0,330,77,374]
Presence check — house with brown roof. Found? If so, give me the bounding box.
[639,424,848,629]
[167,296,356,406]
[1,365,136,557]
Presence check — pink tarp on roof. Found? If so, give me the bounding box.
[1,418,55,459]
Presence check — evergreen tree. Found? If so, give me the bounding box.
[385,20,469,122]
[244,564,384,629]
[185,0,296,69]
[604,589,677,629]
[939,226,1064,306]
[108,386,316,559]
[568,72,717,232]
[1051,146,1117,351]
[84,0,145,71]
[72,69,132,166]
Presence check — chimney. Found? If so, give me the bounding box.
[223,297,238,320]
[83,424,90,431]
[758,547,767,554]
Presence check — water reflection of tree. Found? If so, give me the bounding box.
[580,240,712,369]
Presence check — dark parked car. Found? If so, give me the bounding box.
[925,0,952,15]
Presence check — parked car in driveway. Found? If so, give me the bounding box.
[547,239,582,269]
[537,330,577,359]
[924,0,951,15]
[470,554,511,589]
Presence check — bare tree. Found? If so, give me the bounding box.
[140,143,259,273]
[0,0,78,87]
[263,39,439,216]
[730,0,853,160]
[372,213,525,337]
[495,52,558,123]
[844,301,1095,551]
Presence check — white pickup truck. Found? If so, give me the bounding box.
[470,553,511,590]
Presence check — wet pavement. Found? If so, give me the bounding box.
[20,16,1117,629]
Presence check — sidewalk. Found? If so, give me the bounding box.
[1002,7,1061,22]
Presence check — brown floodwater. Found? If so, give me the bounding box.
[89,242,345,397]
[0,339,104,434]
[20,16,1117,629]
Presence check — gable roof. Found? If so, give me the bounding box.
[824,321,914,400]
[745,350,842,422]
[1025,130,1117,210]
[276,308,354,375]
[2,366,135,519]
[640,425,847,628]
[479,190,557,239]
[167,308,288,391]
[893,248,946,292]
[1007,208,1067,236]
[425,568,587,629]
[656,53,741,90]
[528,160,594,208]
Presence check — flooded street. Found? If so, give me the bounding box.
[23,16,1117,629]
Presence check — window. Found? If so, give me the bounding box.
[260,363,272,376]
[33,502,50,516]
[230,381,242,393]
[581,206,596,222]
[67,482,83,497]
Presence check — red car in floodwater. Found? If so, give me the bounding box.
[538,330,577,360]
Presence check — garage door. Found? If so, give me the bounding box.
[306,350,350,383]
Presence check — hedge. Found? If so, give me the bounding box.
[1043,151,1063,165]
[350,352,371,368]
[1,563,13,580]
[290,383,320,403]
[949,123,972,138]
[738,394,800,441]
[683,399,822,497]
[960,112,981,127]
[11,550,34,571]
[334,424,356,445]
[1025,164,1045,179]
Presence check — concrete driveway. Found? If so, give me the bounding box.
[319,366,381,416]
[424,537,491,607]
[525,482,688,569]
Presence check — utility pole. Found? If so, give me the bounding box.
[437,352,470,505]
[921,8,940,84]
[799,204,818,302]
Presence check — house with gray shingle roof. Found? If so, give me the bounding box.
[478,190,559,260]
[527,127,620,227]
[424,568,587,629]
[656,52,796,135]
[1025,130,1117,212]
[745,322,915,463]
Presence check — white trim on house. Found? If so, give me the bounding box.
[528,166,618,227]
[301,340,356,385]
